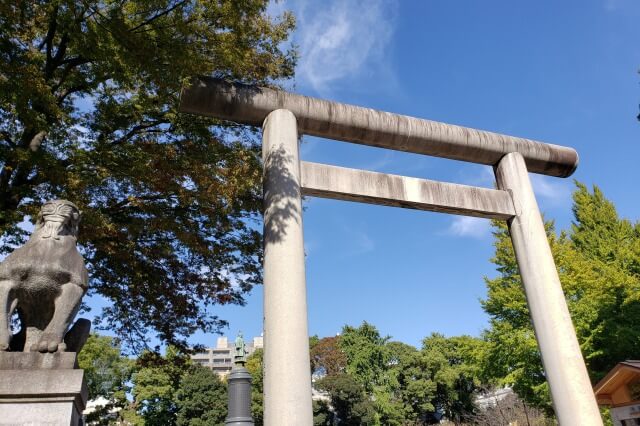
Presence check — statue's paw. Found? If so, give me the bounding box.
[35,334,64,353]
[0,342,9,351]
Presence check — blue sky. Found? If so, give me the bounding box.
[8,1,636,350]
[204,0,640,349]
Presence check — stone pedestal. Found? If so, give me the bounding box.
[0,352,88,426]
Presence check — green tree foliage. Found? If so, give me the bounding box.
[481,219,555,408]
[0,0,296,351]
[175,366,227,426]
[389,334,482,424]
[482,183,640,412]
[315,373,377,426]
[339,322,406,425]
[246,348,264,425]
[131,346,193,425]
[333,323,482,425]
[340,322,390,393]
[77,333,134,423]
[78,333,134,400]
[313,399,334,426]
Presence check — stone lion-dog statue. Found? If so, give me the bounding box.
[0,200,89,352]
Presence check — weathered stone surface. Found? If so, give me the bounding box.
[0,351,78,370]
[0,200,88,353]
[0,369,87,426]
[495,152,602,425]
[301,161,516,219]
[0,369,86,397]
[262,109,313,425]
[0,402,82,426]
[180,77,579,178]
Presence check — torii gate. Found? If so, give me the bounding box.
[179,77,602,426]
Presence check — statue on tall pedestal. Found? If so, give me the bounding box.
[0,200,90,425]
[0,200,89,353]
[227,331,254,425]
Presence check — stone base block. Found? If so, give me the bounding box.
[0,368,87,426]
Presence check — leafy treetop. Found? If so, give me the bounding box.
[0,0,296,351]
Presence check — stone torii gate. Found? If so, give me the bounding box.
[180,77,602,426]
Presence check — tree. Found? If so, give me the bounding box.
[481,183,640,413]
[391,334,482,425]
[245,348,264,425]
[311,335,347,377]
[131,346,193,425]
[481,219,555,409]
[567,184,640,380]
[464,392,552,426]
[0,0,296,351]
[339,322,390,393]
[175,366,227,426]
[315,373,377,426]
[313,399,334,426]
[77,333,134,424]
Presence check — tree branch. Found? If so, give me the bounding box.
[112,120,166,145]
[57,84,91,105]
[28,131,47,152]
[130,0,188,33]
[38,4,59,52]
[52,58,91,95]
[51,32,69,66]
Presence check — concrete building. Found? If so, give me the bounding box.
[191,335,263,377]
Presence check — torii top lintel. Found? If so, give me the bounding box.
[179,77,578,178]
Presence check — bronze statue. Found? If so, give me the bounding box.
[234,331,247,365]
[0,200,88,352]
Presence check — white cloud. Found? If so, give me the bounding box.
[292,0,398,95]
[447,216,491,239]
[529,174,571,206]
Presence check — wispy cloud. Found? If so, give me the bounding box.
[359,152,395,172]
[447,216,491,239]
[604,0,621,11]
[529,174,571,206]
[602,0,637,12]
[291,0,398,96]
[349,230,375,255]
[336,221,375,257]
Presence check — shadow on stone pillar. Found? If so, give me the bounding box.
[0,351,88,425]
